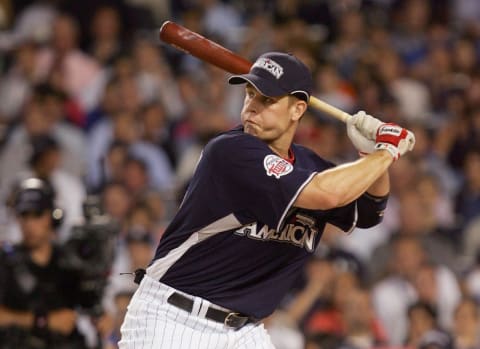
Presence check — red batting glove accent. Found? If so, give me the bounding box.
[375,123,409,160]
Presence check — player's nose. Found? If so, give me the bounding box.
[244,96,261,114]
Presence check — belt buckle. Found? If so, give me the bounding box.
[224,312,247,329]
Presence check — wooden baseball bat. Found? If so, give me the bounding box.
[159,21,351,123]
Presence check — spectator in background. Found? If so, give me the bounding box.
[370,187,459,279]
[409,123,461,199]
[87,73,174,194]
[453,0,480,32]
[101,181,132,233]
[281,249,371,335]
[282,253,336,332]
[295,116,347,164]
[85,75,122,131]
[455,148,480,228]
[448,107,480,171]
[304,332,343,349]
[102,141,129,186]
[372,234,460,346]
[88,109,174,194]
[0,83,87,182]
[372,235,426,345]
[0,178,90,349]
[122,156,151,200]
[464,252,480,305]
[326,10,367,81]
[452,297,480,349]
[35,13,103,112]
[103,291,134,349]
[376,48,432,123]
[404,301,451,349]
[142,190,169,240]
[314,63,356,115]
[391,0,430,66]
[451,37,477,76]
[0,40,38,123]
[0,1,56,51]
[340,288,388,348]
[412,263,461,335]
[199,0,242,48]
[415,173,456,236]
[139,102,176,168]
[103,226,155,316]
[132,34,185,120]
[1,134,85,242]
[87,5,124,67]
[303,253,365,337]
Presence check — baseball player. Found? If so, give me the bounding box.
[118,52,415,349]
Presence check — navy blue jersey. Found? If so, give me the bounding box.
[147,126,386,319]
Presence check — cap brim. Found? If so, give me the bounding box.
[228,74,287,97]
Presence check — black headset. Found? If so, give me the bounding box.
[13,177,64,229]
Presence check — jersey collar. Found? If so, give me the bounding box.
[285,148,295,164]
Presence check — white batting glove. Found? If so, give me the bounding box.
[346,121,376,155]
[375,123,416,160]
[350,110,384,140]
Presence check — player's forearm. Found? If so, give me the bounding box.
[295,151,393,210]
[366,170,390,197]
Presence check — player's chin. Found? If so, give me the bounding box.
[243,122,260,136]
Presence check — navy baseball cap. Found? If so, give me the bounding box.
[228,52,313,102]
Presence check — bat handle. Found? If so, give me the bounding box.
[309,96,352,123]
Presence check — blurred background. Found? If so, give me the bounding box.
[0,0,479,348]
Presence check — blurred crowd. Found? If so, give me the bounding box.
[0,0,479,348]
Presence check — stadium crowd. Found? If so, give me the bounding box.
[0,0,480,348]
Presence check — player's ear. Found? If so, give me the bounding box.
[290,98,308,122]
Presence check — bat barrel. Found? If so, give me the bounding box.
[159,21,252,74]
[159,21,352,123]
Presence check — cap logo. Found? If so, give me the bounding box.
[264,154,293,178]
[253,58,284,79]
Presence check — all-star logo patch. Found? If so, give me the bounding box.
[253,58,284,79]
[264,154,293,179]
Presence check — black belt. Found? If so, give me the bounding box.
[167,292,257,329]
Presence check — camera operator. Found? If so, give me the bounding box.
[0,178,89,349]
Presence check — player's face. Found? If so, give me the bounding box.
[241,85,304,144]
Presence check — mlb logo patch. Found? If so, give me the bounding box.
[264,154,293,178]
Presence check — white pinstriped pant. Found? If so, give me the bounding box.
[118,274,275,349]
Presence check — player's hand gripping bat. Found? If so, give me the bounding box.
[159,21,352,123]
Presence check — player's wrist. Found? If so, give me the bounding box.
[371,147,395,163]
[374,143,399,160]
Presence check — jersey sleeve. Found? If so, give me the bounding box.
[207,133,316,231]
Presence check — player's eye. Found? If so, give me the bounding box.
[264,97,275,104]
